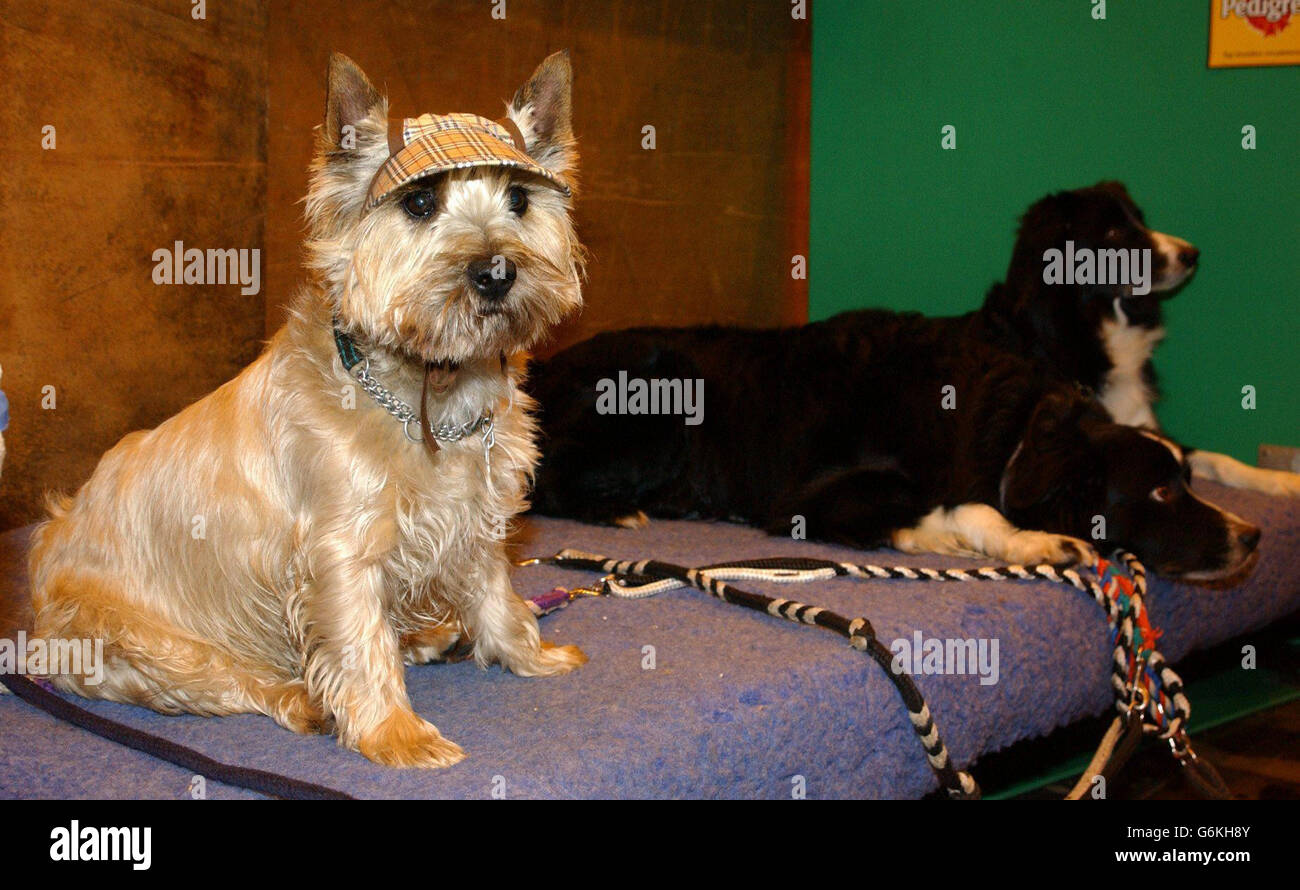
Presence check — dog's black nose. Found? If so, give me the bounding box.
[466,258,516,300]
[1179,246,1199,267]
[1238,525,1261,551]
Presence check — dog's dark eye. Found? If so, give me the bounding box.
[1150,485,1173,503]
[507,185,529,216]
[402,189,437,219]
[1104,227,1122,241]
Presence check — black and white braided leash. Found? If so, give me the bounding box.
[521,547,1227,799]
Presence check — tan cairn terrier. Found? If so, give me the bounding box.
[28,51,588,768]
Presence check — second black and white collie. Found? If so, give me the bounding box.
[529,312,1260,580]
[965,181,1299,496]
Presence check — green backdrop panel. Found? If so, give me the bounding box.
[811,0,1298,461]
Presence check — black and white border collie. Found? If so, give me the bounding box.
[968,180,1300,496]
[529,313,1260,580]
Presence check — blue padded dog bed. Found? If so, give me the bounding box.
[1,481,1297,799]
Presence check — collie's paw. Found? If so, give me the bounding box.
[614,510,650,529]
[891,527,982,560]
[1265,470,1300,497]
[1007,531,1095,567]
[358,709,465,769]
[507,642,588,678]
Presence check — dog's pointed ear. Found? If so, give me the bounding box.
[508,51,576,178]
[323,53,386,151]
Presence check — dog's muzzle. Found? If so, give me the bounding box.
[466,257,517,301]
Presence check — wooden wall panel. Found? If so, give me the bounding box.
[0,0,807,530]
[264,0,810,348]
[0,0,268,529]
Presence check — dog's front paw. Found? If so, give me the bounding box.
[506,642,588,678]
[270,681,333,735]
[358,709,465,769]
[892,526,982,559]
[1268,470,1300,497]
[613,510,650,529]
[1006,531,1095,567]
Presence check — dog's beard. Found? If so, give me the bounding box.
[334,202,583,366]
[386,268,580,364]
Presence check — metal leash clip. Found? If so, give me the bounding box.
[1126,682,1150,725]
[569,579,611,598]
[518,574,609,618]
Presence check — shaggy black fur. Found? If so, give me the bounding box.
[529,309,1255,579]
[959,180,1196,408]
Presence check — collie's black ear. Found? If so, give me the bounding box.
[1004,390,1090,511]
[1093,180,1133,202]
[1029,389,1087,443]
[1093,179,1144,223]
[1015,190,1080,253]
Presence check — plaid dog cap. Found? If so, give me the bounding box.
[366,112,570,209]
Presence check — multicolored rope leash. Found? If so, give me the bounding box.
[520,548,1228,799]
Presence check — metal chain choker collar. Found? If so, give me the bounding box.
[331,322,497,460]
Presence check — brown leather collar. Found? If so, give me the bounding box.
[496,116,529,155]
[417,352,509,455]
[418,360,459,454]
[386,117,404,157]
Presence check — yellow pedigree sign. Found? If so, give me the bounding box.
[1209,0,1300,68]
